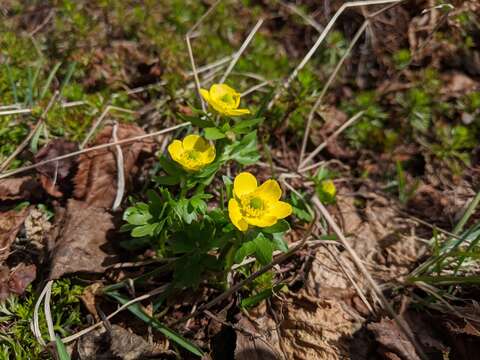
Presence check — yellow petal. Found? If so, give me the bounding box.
[268,201,292,219]
[182,134,202,151]
[202,145,216,164]
[229,198,248,231]
[257,179,282,202]
[199,88,211,103]
[225,108,250,116]
[247,215,277,228]
[234,172,257,197]
[167,140,184,162]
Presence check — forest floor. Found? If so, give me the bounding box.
[1,1,480,359]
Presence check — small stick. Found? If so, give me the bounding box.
[0,122,190,180]
[219,18,264,83]
[299,111,364,172]
[267,0,403,110]
[312,196,428,360]
[0,91,59,172]
[112,122,125,211]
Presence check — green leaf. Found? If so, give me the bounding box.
[231,118,263,133]
[55,336,71,360]
[155,175,180,185]
[254,233,274,265]
[123,204,152,225]
[107,291,204,357]
[158,156,181,176]
[234,240,257,263]
[131,223,156,237]
[263,220,290,234]
[179,113,215,128]
[272,233,289,252]
[204,127,226,140]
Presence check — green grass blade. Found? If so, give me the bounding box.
[107,291,204,357]
[6,63,18,103]
[55,335,71,360]
[453,191,480,235]
[59,62,77,97]
[40,62,62,99]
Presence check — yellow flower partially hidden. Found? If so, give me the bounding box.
[200,83,250,116]
[228,172,292,231]
[168,135,215,172]
[320,180,336,198]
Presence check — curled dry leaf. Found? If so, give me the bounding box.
[0,263,36,301]
[48,199,116,279]
[0,207,30,261]
[35,139,78,197]
[76,324,162,360]
[367,318,421,360]
[73,124,154,208]
[0,176,41,201]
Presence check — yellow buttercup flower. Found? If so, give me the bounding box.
[199,83,250,116]
[320,180,336,198]
[168,135,215,172]
[228,172,292,231]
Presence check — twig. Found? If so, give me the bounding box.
[32,281,50,346]
[112,122,125,211]
[219,18,264,83]
[0,122,190,180]
[312,196,428,360]
[299,111,364,172]
[298,20,369,166]
[0,91,59,172]
[267,0,403,110]
[186,0,222,111]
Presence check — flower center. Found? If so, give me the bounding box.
[186,150,200,160]
[220,93,238,107]
[240,195,265,218]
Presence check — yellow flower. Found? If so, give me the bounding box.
[320,180,336,198]
[199,83,250,116]
[228,172,292,231]
[168,135,215,172]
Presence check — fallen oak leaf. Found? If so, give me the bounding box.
[0,207,30,261]
[0,176,42,201]
[367,317,421,360]
[74,124,154,208]
[0,263,36,301]
[35,139,78,197]
[48,199,116,279]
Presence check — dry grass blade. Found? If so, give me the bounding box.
[186,0,222,111]
[298,20,369,166]
[0,91,59,172]
[80,105,136,149]
[219,18,264,83]
[32,281,50,346]
[43,280,55,342]
[267,0,403,111]
[311,196,428,360]
[299,111,364,172]
[112,122,125,211]
[0,122,190,180]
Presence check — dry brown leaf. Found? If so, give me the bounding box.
[80,283,103,321]
[76,324,163,360]
[367,318,421,360]
[35,139,78,197]
[0,176,41,201]
[0,207,30,261]
[235,317,280,360]
[0,263,36,300]
[73,124,153,208]
[48,199,116,279]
